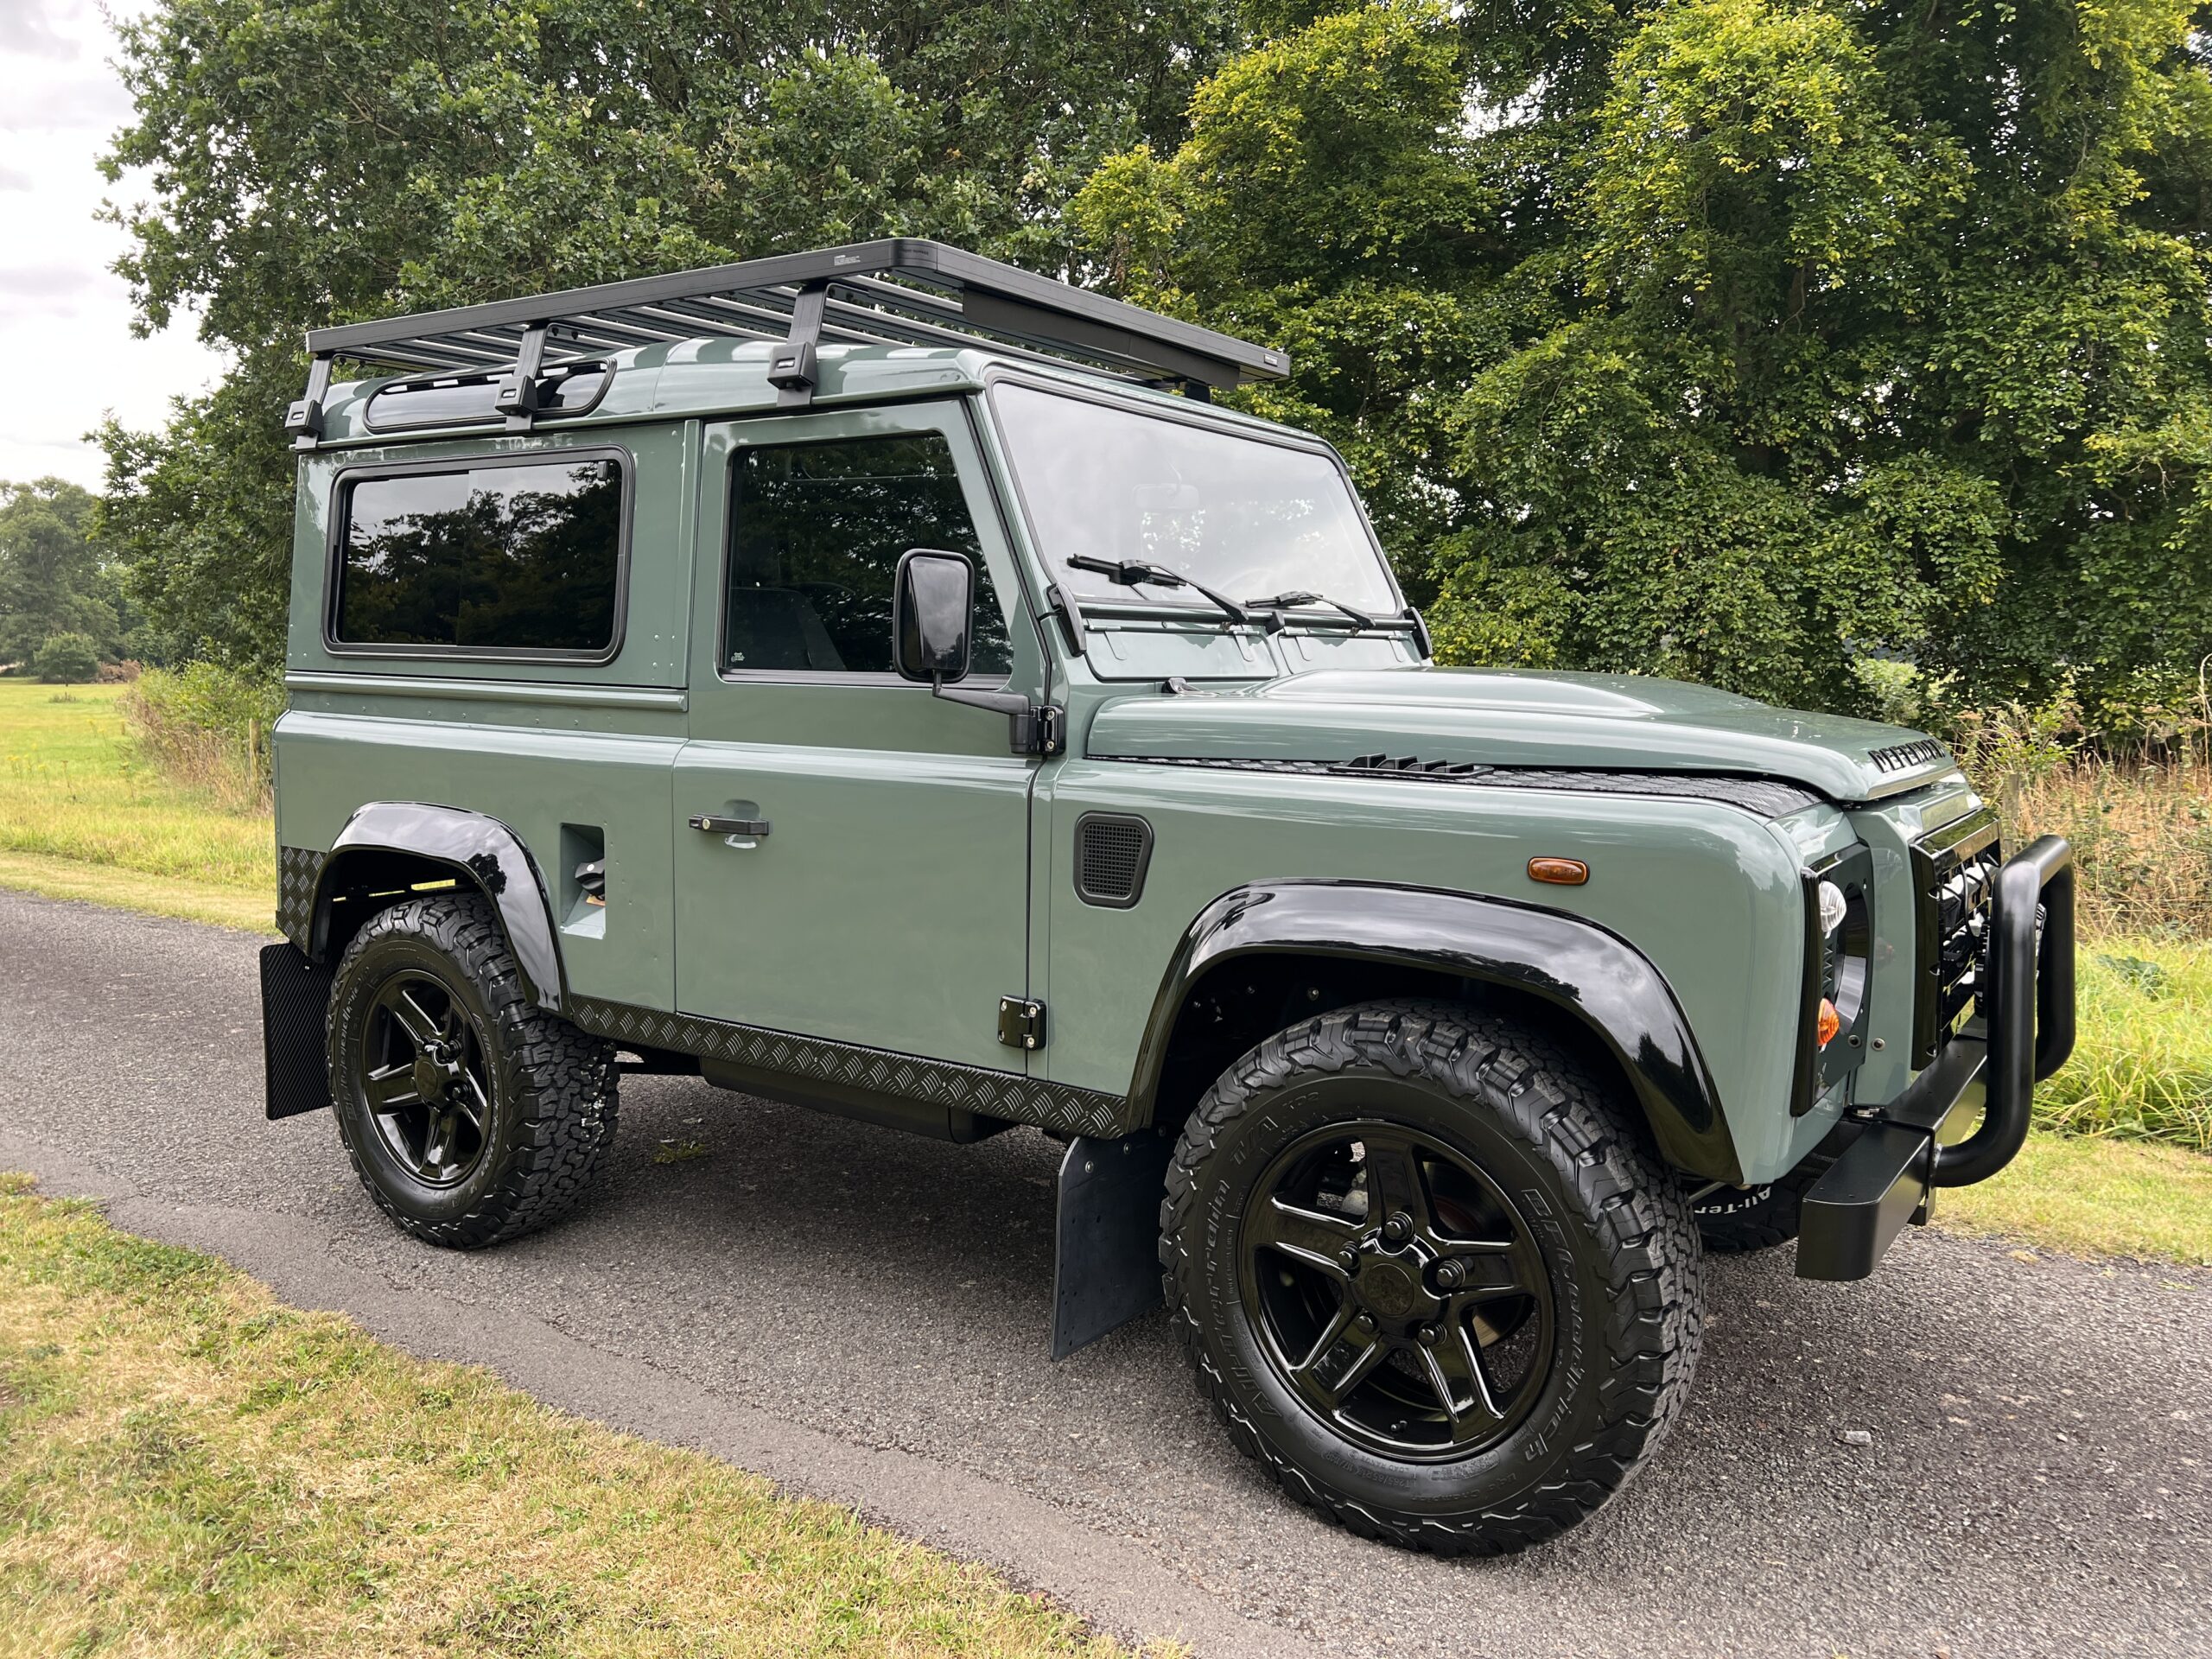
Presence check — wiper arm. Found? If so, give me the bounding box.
[1065,555,1250,626]
[1244,589,1376,631]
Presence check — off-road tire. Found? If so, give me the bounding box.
[1690,1154,1835,1254]
[327,893,617,1248]
[1161,999,1704,1555]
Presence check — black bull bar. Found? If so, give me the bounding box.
[1797,835,2076,1281]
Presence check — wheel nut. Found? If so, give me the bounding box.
[1434,1261,1465,1289]
[1382,1211,1413,1244]
[1417,1323,1440,1346]
[1338,1248,1362,1273]
[1354,1311,1376,1332]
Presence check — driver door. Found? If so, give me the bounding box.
[672,400,1045,1071]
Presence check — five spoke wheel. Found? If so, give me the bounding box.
[1240,1122,1554,1460]
[359,969,493,1187]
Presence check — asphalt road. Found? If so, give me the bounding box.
[1,888,2206,1658]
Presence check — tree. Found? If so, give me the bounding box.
[1073,0,2212,721]
[32,632,101,684]
[0,479,118,668]
[97,0,1240,671]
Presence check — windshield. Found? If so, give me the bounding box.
[992,385,1399,616]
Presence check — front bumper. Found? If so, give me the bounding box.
[1796,835,2075,1281]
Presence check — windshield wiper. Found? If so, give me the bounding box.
[1065,555,1250,626]
[1244,589,1376,631]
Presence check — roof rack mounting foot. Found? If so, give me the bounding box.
[285,353,334,451]
[499,324,549,431]
[769,281,830,408]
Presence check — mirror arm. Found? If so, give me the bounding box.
[932,679,1065,757]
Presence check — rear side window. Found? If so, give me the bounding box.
[333,455,625,656]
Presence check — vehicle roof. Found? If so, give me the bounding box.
[314,340,1323,450]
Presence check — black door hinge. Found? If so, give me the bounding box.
[998,996,1047,1051]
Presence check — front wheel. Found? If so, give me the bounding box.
[327,893,618,1248]
[1161,1000,1704,1555]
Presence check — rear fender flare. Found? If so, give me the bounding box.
[308,802,567,1012]
[1128,880,1742,1185]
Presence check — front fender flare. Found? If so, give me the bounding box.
[307,802,568,1013]
[1129,880,1742,1185]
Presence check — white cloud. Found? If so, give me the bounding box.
[0,0,228,487]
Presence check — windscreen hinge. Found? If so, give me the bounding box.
[998,996,1047,1051]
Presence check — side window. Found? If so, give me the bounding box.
[724,434,1012,677]
[334,455,624,655]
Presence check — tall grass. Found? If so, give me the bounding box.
[120,664,282,816]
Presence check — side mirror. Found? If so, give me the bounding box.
[893,548,975,683]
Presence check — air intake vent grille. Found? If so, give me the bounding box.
[1075,814,1153,908]
[1869,738,1947,774]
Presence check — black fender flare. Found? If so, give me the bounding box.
[1128,880,1742,1185]
[306,802,568,1013]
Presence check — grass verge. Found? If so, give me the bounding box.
[0,1173,1154,1659]
[1935,1132,2212,1268]
[0,679,274,927]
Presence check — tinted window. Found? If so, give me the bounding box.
[724,435,1010,677]
[334,457,623,654]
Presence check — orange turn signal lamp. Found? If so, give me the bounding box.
[1815,997,1841,1047]
[1527,856,1589,887]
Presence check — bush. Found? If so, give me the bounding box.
[32,632,101,683]
[122,662,283,814]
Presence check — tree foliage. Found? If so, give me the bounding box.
[1074,0,2212,717]
[97,0,1238,671]
[0,479,122,668]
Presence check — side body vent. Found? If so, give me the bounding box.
[1075,813,1154,909]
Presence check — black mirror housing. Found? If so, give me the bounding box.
[894,549,976,683]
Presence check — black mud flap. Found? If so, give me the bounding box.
[260,942,335,1120]
[1051,1129,1173,1360]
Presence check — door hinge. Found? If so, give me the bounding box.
[998,995,1047,1051]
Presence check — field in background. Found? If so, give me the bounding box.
[0,1175,1147,1658]
[0,680,273,931]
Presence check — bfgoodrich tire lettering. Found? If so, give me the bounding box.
[327,893,617,1248]
[1692,1151,1837,1254]
[1161,999,1704,1554]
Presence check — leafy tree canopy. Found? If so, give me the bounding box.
[1074,0,2212,721]
[97,0,1238,671]
[0,479,123,668]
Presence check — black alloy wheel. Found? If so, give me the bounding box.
[358,968,494,1188]
[1241,1122,1554,1460]
[327,893,619,1249]
[1163,999,1705,1555]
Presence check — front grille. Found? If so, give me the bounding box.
[1911,808,2002,1065]
[1075,814,1153,908]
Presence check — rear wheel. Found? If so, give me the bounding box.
[1162,1000,1704,1555]
[327,893,617,1248]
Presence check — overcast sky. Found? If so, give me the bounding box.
[0,0,230,490]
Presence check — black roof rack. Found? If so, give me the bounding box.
[285,238,1289,448]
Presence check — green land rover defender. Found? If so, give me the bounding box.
[259,241,2076,1555]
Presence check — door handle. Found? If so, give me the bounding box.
[690,814,771,839]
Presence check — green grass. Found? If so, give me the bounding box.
[2045,938,2212,1152]
[1936,1131,2212,1266]
[0,1173,1156,1658]
[0,679,275,930]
